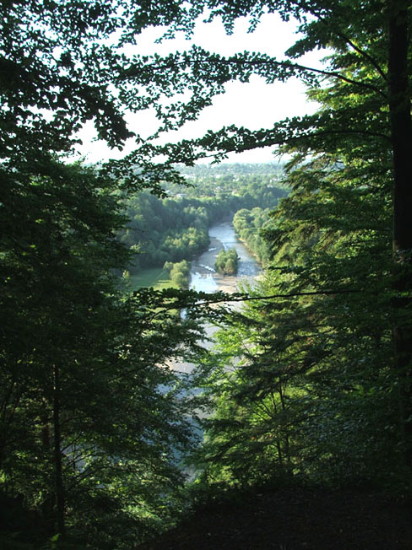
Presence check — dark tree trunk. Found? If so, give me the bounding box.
[52,364,65,536]
[388,0,412,466]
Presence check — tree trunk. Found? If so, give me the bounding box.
[388,0,412,466]
[52,364,65,536]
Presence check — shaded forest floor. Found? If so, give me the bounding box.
[138,487,412,550]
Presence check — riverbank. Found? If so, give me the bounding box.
[190,221,261,295]
[127,220,261,294]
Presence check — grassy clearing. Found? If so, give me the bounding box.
[129,268,178,290]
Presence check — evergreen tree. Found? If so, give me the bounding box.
[0,159,208,547]
[180,0,412,489]
[0,1,207,545]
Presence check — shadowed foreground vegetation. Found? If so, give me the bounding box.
[138,485,412,550]
[1,0,412,548]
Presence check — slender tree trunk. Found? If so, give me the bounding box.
[52,364,65,536]
[388,0,412,466]
[277,380,292,472]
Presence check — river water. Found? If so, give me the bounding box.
[177,221,261,470]
[189,220,261,294]
[175,221,260,377]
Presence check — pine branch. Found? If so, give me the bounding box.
[184,288,369,309]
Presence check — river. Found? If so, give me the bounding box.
[189,220,261,294]
[177,220,261,471]
[175,220,260,376]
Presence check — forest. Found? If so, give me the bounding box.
[1,1,411,549]
[120,168,285,274]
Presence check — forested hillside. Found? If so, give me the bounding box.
[186,1,412,502]
[120,168,286,273]
[1,0,411,549]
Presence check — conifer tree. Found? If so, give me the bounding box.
[180,0,412,487]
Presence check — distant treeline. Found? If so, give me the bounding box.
[176,162,285,178]
[120,170,286,273]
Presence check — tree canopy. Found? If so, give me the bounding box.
[183,0,412,492]
[1,0,411,547]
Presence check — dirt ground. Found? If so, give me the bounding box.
[137,487,412,550]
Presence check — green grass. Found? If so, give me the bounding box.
[129,268,178,290]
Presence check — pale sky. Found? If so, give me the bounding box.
[76,13,322,164]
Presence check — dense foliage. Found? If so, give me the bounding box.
[0,159,211,549]
[195,160,398,488]
[214,248,239,275]
[164,260,191,288]
[188,0,412,495]
[1,0,411,547]
[0,1,208,547]
[233,207,272,265]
